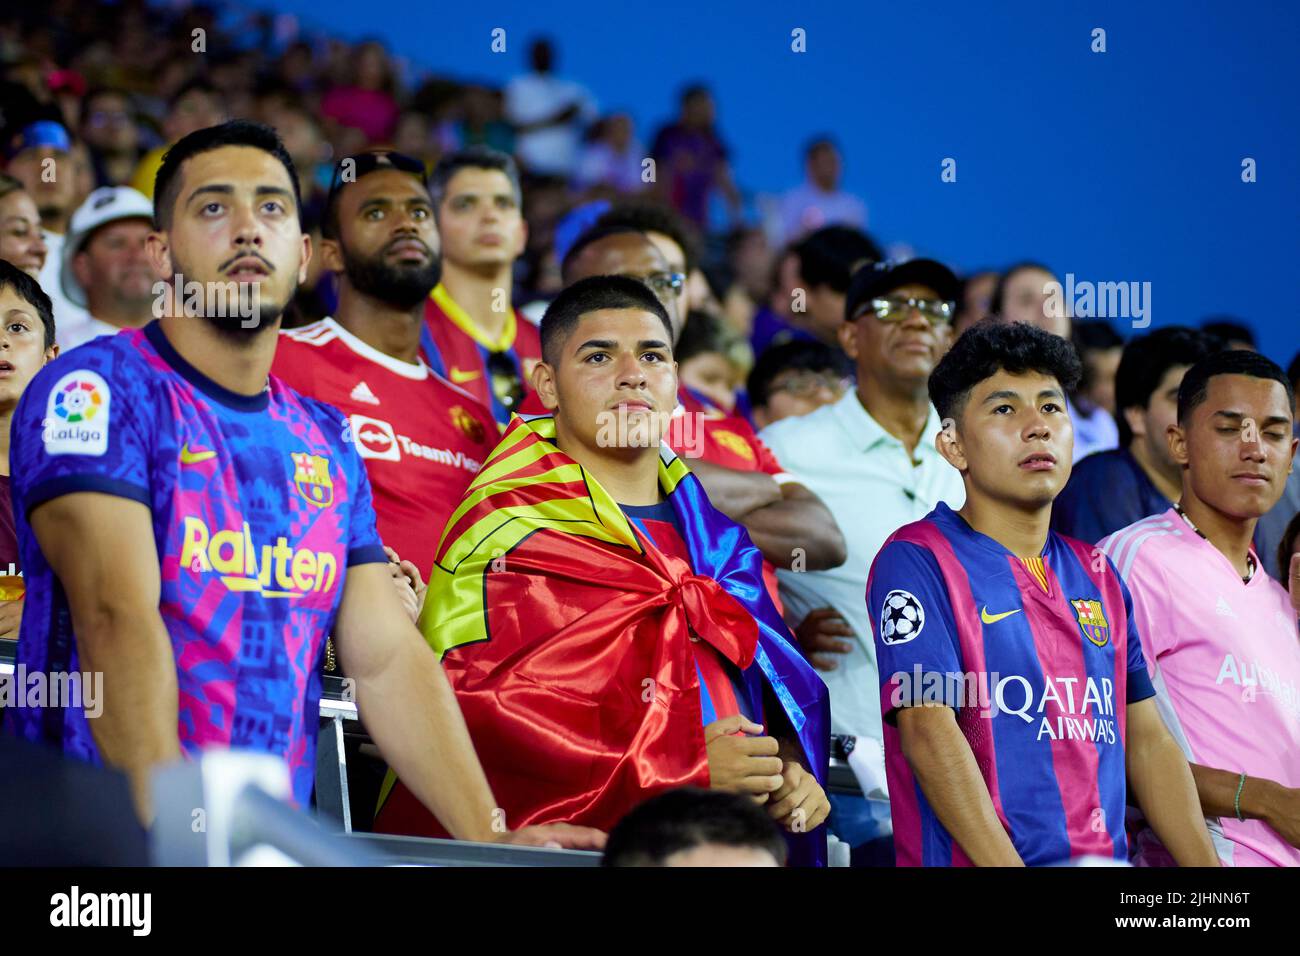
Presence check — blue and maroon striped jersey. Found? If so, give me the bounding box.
[867,502,1155,866]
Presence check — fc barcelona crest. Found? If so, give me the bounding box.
[292,452,334,508]
[1070,598,1109,647]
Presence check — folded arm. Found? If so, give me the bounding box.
[688,462,846,571]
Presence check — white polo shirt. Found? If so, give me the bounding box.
[760,390,966,744]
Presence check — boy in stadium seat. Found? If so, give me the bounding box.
[558,224,847,613]
[375,275,832,864]
[0,260,60,641]
[1101,351,1300,866]
[866,321,1218,865]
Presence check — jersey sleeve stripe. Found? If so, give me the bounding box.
[347,543,389,567]
[22,474,151,518]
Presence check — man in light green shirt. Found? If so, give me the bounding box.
[760,259,966,863]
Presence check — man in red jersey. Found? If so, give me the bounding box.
[420,146,541,425]
[273,151,496,579]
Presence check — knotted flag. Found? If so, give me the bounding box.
[375,415,830,864]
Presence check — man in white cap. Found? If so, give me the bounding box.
[58,185,156,351]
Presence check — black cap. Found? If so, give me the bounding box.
[845,258,960,322]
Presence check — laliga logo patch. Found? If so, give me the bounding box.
[42,370,110,456]
[881,589,925,645]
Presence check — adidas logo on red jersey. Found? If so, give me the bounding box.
[350,381,380,406]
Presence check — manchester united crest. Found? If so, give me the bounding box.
[450,405,486,444]
[291,452,334,508]
[1070,598,1109,647]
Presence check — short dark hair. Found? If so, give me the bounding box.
[601,787,787,867]
[804,136,837,160]
[596,201,698,275]
[1114,326,1220,447]
[0,258,55,350]
[540,275,673,365]
[1177,350,1294,427]
[792,225,881,294]
[1286,351,1300,394]
[675,309,740,365]
[929,320,1082,424]
[989,261,1055,316]
[153,120,301,231]
[428,145,521,210]
[1200,317,1256,349]
[748,338,852,409]
[321,151,430,242]
[559,223,647,283]
[170,78,219,110]
[1071,319,1123,354]
[680,83,711,107]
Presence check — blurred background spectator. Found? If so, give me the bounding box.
[778,137,866,244]
[504,37,595,182]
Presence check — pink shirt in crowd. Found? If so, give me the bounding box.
[1102,509,1300,867]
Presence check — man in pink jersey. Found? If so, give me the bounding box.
[1102,350,1300,866]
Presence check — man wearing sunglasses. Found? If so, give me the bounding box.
[421,146,541,426]
[274,150,498,581]
[759,259,967,865]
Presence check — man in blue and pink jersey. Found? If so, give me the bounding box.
[867,321,1218,866]
[4,120,601,852]
[1102,350,1300,866]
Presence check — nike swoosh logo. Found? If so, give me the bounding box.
[980,606,1022,625]
[180,444,217,465]
[450,367,481,384]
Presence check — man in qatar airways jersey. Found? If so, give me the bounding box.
[868,321,1218,866]
[276,151,497,578]
[274,318,495,577]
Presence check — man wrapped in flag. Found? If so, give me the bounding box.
[375,275,831,864]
